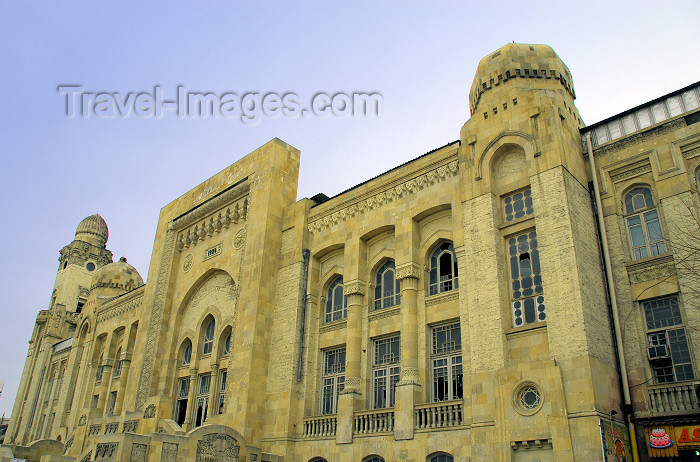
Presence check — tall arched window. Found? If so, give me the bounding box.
[429,242,459,295]
[114,348,123,377]
[325,277,347,323]
[182,339,192,365]
[202,318,215,355]
[374,260,400,310]
[624,187,666,260]
[223,331,231,356]
[428,453,454,462]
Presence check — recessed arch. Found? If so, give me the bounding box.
[476,131,536,182]
[427,452,454,462]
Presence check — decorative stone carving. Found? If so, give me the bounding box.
[233,229,246,250]
[80,451,92,462]
[122,420,138,433]
[136,229,176,410]
[195,433,240,462]
[162,442,179,461]
[340,377,361,395]
[343,280,366,296]
[627,259,676,285]
[682,145,700,159]
[104,422,119,434]
[97,292,144,323]
[396,262,421,280]
[319,319,347,334]
[144,403,156,418]
[308,160,459,233]
[64,435,74,453]
[368,305,400,322]
[96,442,118,459]
[131,443,148,462]
[425,291,459,307]
[398,367,421,386]
[609,159,653,183]
[88,424,101,435]
[78,414,86,426]
[183,253,193,272]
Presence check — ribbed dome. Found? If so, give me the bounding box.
[90,257,143,293]
[75,214,109,247]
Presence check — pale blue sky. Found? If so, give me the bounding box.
[1,1,699,416]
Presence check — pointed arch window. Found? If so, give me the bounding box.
[325,277,347,323]
[624,187,666,260]
[374,261,400,310]
[429,242,459,295]
[202,319,215,355]
[182,340,192,365]
[223,331,231,356]
[114,348,123,377]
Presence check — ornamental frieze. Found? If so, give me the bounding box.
[308,160,459,234]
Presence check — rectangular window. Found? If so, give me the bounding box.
[194,374,211,427]
[372,336,400,408]
[643,296,695,383]
[508,230,545,326]
[321,347,346,414]
[91,394,99,409]
[107,391,117,415]
[218,369,227,415]
[114,360,123,378]
[503,188,534,223]
[175,377,190,426]
[431,323,463,402]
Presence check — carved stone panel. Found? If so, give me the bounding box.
[162,442,179,462]
[130,443,148,462]
[195,433,240,462]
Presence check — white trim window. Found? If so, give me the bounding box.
[374,261,400,310]
[428,242,459,296]
[509,230,545,326]
[175,377,190,426]
[218,369,227,414]
[643,296,695,383]
[321,347,346,414]
[372,336,400,408]
[223,332,231,356]
[182,340,192,365]
[624,187,666,260]
[431,323,462,401]
[203,319,215,355]
[194,373,211,427]
[325,277,347,323]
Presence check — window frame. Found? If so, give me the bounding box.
[623,186,666,260]
[182,339,192,366]
[428,241,459,296]
[642,296,696,384]
[373,260,401,311]
[202,318,215,356]
[430,323,463,402]
[324,277,348,323]
[320,346,346,415]
[508,229,545,327]
[372,335,400,409]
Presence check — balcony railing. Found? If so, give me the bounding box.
[302,415,337,438]
[648,382,699,414]
[354,409,394,434]
[415,400,463,430]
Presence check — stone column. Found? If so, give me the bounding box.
[394,263,422,440]
[207,363,220,421]
[97,360,114,415]
[184,368,198,429]
[113,353,131,415]
[336,280,365,444]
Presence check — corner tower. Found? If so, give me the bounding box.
[458,44,619,460]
